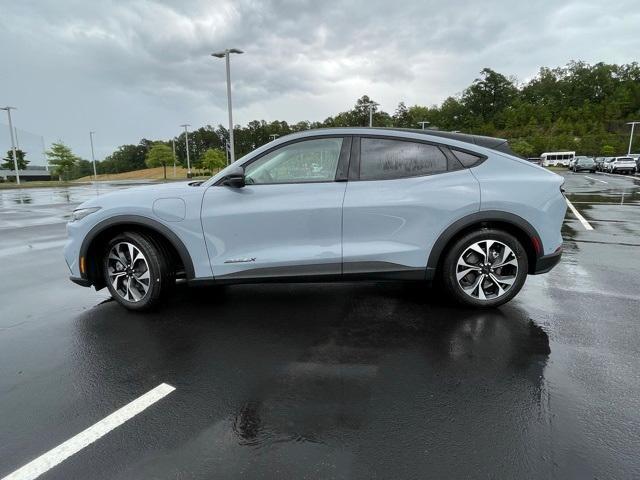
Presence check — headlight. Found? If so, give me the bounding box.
[70,207,101,222]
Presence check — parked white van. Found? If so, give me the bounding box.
[541,151,575,167]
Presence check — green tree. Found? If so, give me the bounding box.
[100,143,148,174]
[601,144,615,156]
[2,149,29,170]
[46,142,77,181]
[201,148,227,173]
[510,139,535,158]
[145,143,174,179]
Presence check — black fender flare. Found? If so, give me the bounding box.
[79,215,196,280]
[426,210,543,279]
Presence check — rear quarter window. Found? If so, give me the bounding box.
[451,149,483,168]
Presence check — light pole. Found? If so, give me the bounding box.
[1,107,20,184]
[180,124,191,177]
[269,134,279,141]
[211,48,244,163]
[362,102,378,127]
[418,121,430,130]
[626,121,640,155]
[89,131,98,180]
[41,136,48,172]
[172,138,177,177]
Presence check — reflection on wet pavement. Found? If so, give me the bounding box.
[66,284,553,479]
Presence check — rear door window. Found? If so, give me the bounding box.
[359,138,448,180]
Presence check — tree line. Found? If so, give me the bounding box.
[5,60,638,180]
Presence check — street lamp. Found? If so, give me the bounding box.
[626,121,640,155]
[171,139,177,177]
[211,48,244,163]
[362,102,379,127]
[1,106,20,184]
[89,131,98,180]
[418,121,430,130]
[180,124,191,177]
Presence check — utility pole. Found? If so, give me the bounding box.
[1,107,20,184]
[418,121,430,130]
[180,124,191,177]
[362,102,378,127]
[626,121,640,155]
[41,136,48,172]
[172,138,177,177]
[211,48,244,162]
[89,131,98,180]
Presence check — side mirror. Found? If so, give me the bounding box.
[221,165,245,188]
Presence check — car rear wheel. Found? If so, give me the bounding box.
[102,231,172,311]
[441,229,528,308]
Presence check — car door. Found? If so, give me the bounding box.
[342,136,480,277]
[201,136,350,279]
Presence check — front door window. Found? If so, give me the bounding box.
[245,138,343,184]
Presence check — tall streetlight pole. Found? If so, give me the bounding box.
[626,121,640,155]
[418,121,430,130]
[211,48,244,163]
[41,136,48,172]
[1,106,20,184]
[362,102,378,127]
[172,138,177,177]
[89,131,98,180]
[180,124,191,177]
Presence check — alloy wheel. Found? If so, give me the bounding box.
[456,239,518,301]
[107,241,151,302]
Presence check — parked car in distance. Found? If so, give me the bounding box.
[572,157,596,173]
[608,157,637,174]
[64,128,567,311]
[594,157,606,171]
[603,157,617,172]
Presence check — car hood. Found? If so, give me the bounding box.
[76,181,202,209]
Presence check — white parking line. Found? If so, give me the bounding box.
[584,176,608,184]
[566,199,594,231]
[1,383,175,480]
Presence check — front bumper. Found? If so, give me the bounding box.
[532,248,562,274]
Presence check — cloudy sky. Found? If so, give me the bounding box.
[1,0,639,164]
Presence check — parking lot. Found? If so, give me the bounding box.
[1,172,639,479]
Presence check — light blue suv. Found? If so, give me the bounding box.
[65,128,566,310]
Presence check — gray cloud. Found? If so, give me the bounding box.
[1,0,639,162]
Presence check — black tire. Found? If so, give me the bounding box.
[441,229,529,308]
[102,231,173,311]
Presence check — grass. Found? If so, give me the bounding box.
[75,166,214,182]
[0,166,215,189]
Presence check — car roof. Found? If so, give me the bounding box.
[288,127,517,156]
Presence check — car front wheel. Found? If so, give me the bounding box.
[102,231,172,311]
[441,229,529,308]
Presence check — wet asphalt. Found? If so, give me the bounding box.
[0,173,639,479]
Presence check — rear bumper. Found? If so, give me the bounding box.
[532,249,562,274]
[70,276,92,287]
